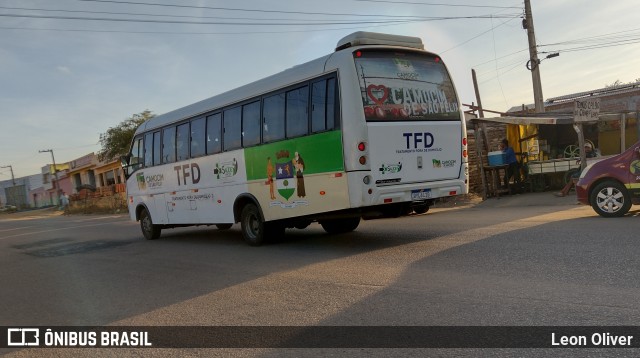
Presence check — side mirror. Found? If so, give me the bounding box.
[121,154,132,180]
[120,154,131,167]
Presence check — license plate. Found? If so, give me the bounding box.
[411,189,431,200]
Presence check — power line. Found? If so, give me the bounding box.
[0,22,416,35]
[0,13,430,26]
[441,14,520,54]
[75,0,519,19]
[352,0,521,9]
[0,5,419,23]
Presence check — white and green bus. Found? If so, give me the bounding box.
[123,31,469,245]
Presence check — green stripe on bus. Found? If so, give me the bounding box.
[245,130,344,180]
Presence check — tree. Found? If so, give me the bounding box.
[98,110,155,162]
[604,79,622,88]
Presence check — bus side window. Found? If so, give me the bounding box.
[176,123,190,162]
[153,131,161,165]
[263,93,285,143]
[191,117,206,158]
[311,80,327,133]
[286,86,309,138]
[162,126,176,164]
[242,101,261,147]
[144,132,153,168]
[130,136,143,172]
[327,77,336,130]
[223,107,242,151]
[206,113,222,155]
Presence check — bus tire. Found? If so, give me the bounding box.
[240,203,267,246]
[216,224,233,230]
[319,217,360,234]
[413,204,430,214]
[140,208,161,240]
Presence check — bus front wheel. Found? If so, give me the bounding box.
[140,208,161,240]
[319,217,360,234]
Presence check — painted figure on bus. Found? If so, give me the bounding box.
[293,152,306,198]
[266,157,276,200]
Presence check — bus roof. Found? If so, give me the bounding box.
[335,31,424,51]
[136,31,427,135]
[136,54,332,135]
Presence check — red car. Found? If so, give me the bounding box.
[576,141,640,217]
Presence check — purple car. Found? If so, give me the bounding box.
[576,141,640,217]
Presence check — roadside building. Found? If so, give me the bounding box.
[41,163,73,206]
[66,153,98,193]
[469,81,640,197]
[95,158,126,196]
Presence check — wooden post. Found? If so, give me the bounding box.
[574,123,586,171]
[472,69,488,200]
[620,113,626,152]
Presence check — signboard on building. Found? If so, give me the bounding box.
[574,98,600,122]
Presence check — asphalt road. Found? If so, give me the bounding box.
[1,194,639,357]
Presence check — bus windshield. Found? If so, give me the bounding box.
[354,50,460,121]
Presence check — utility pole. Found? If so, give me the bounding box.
[524,0,545,113]
[471,69,489,200]
[0,165,16,186]
[39,149,61,198]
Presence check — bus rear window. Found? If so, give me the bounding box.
[354,50,460,121]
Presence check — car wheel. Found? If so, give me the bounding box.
[590,180,631,218]
[140,208,161,240]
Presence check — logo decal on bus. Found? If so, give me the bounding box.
[136,173,146,190]
[266,150,308,208]
[433,159,457,168]
[214,159,238,180]
[379,162,402,174]
[136,172,164,190]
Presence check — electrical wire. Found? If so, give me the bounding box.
[0,13,430,26]
[75,0,518,19]
[0,5,420,23]
[352,0,521,9]
[441,15,520,54]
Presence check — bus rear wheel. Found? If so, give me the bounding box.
[319,217,360,234]
[240,203,285,246]
[140,208,161,240]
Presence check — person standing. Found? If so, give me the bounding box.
[500,139,519,188]
[60,191,70,215]
[554,142,598,197]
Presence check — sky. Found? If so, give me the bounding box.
[1,0,639,179]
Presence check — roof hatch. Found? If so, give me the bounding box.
[335,31,424,52]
